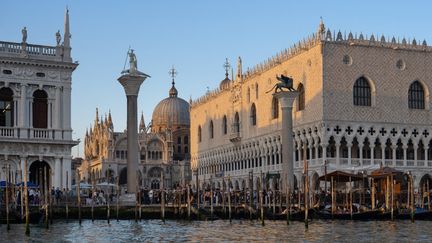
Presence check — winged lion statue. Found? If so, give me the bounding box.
[266,75,296,93]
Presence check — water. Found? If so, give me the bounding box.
[1,220,432,242]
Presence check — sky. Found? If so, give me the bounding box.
[2,0,432,158]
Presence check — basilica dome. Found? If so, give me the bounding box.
[152,81,190,131]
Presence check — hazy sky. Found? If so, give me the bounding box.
[2,1,432,157]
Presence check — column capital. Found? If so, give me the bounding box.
[272,91,299,108]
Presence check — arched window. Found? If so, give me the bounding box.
[297,83,305,110]
[408,81,425,109]
[255,83,259,99]
[353,77,371,106]
[177,137,181,144]
[222,115,227,135]
[184,136,189,144]
[198,125,202,143]
[272,97,279,119]
[250,103,257,126]
[234,112,240,133]
[33,90,48,128]
[209,120,214,139]
[0,87,14,127]
[247,87,251,103]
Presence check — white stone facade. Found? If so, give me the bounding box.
[0,9,77,189]
[190,21,432,191]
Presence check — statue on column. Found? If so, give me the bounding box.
[129,49,138,73]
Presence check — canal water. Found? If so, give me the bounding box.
[1,220,431,242]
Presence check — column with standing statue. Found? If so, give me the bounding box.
[118,49,150,196]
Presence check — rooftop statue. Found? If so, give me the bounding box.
[267,74,296,93]
[22,27,27,43]
[56,30,61,46]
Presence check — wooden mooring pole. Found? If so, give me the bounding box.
[228,177,232,223]
[24,158,30,236]
[66,171,69,223]
[161,172,165,222]
[187,183,191,220]
[77,170,81,226]
[44,166,49,229]
[5,165,10,231]
[260,172,264,226]
[116,177,119,222]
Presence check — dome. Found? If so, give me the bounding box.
[152,81,190,130]
[219,76,231,90]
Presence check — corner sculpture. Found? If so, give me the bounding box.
[267,74,296,93]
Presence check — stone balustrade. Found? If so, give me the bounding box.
[0,126,71,141]
[0,41,58,59]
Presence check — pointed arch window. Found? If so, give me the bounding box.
[272,97,279,119]
[209,120,214,139]
[198,125,202,143]
[255,83,259,99]
[33,89,48,128]
[222,115,227,135]
[408,81,425,109]
[0,87,14,127]
[250,103,257,126]
[233,112,240,133]
[353,77,371,106]
[297,83,305,111]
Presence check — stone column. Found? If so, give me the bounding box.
[20,156,26,182]
[54,86,62,138]
[381,146,386,165]
[54,157,62,188]
[335,142,341,166]
[19,85,27,127]
[118,71,149,194]
[347,142,352,166]
[425,146,429,166]
[273,91,298,191]
[60,85,72,140]
[403,145,408,166]
[370,145,375,165]
[322,144,327,165]
[391,145,397,166]
[413,144,418,166]
[359,145,364,166]
[62,157,72,189]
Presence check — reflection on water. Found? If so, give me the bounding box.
[1,220,432,242]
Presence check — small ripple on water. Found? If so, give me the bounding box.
[1,220,432,243]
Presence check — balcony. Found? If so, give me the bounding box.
[229,122,241,143]
[0,127,72,141]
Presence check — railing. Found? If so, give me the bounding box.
[32,128,51,139]
[0,41,57,58]
[0,127,69,140]
[0,127,14,137]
